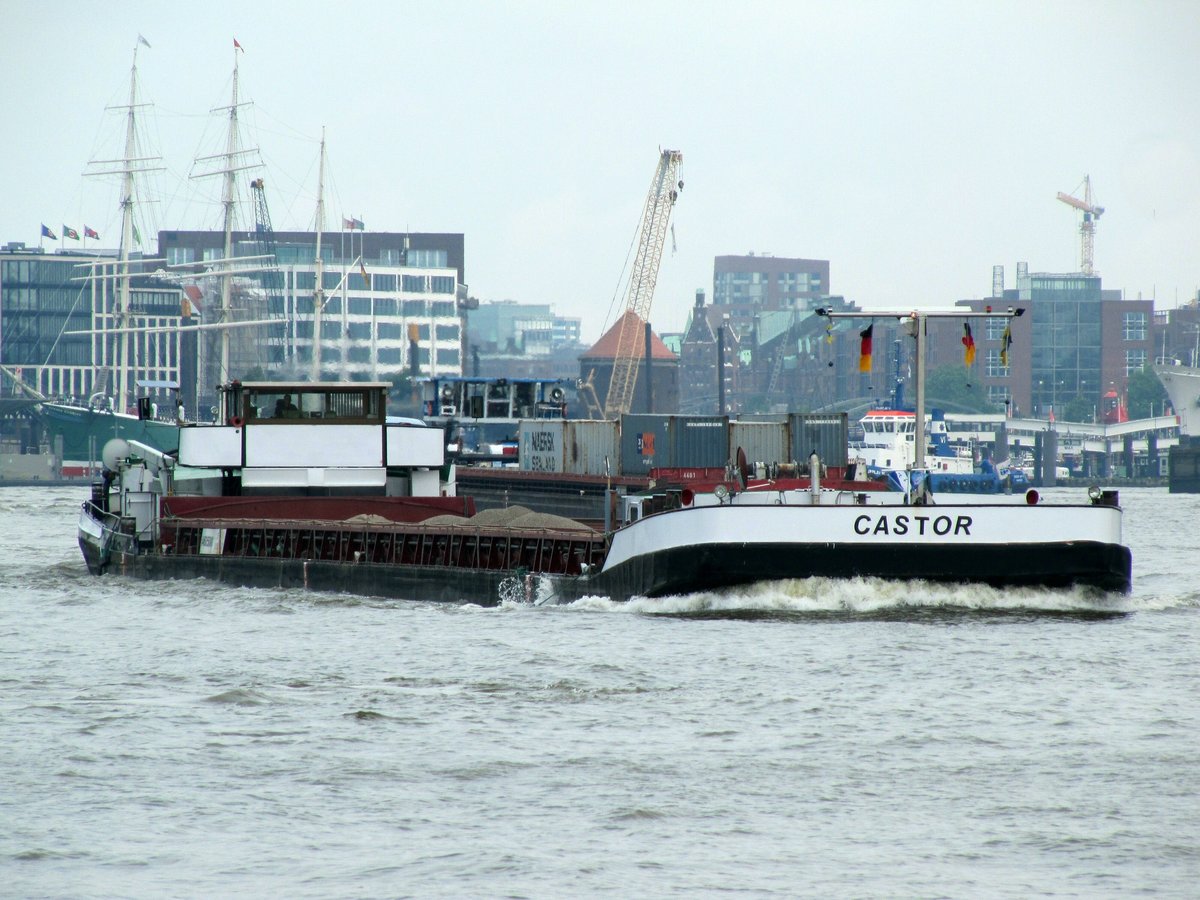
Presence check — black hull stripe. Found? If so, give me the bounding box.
[92,538,1131,605]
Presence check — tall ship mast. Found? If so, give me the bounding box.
[312,129,327,382]
[84,37,165,414]
[187,42,267,403]
[35,36,184,476]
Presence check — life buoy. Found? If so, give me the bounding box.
[230,416,244,428]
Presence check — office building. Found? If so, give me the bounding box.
[0,241,189,404]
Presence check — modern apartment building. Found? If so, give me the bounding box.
[712,253,830,337]
[157,230,467,405]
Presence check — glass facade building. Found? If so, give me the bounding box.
[1023,274,1102,415]
[0,244,187,403]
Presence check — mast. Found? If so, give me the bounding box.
[189,41,261,395]
[312,128,327,382]
[85,39,163,413]
[218,50,242,385]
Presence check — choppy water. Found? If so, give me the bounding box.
[1,486,1197,898]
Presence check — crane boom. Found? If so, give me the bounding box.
[603,149,683,418]
[1055,191,1094,214]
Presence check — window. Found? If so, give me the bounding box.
[373,274,396,292]
[986,385,1010,405]
[432,301,455,317]
[408,248,448,268]
[349,297,371,315]
[1123,312,1147,341]
[348,347,370,363]
[985,316,1008,340]
[985,348,1008,377]
[437,347,460,366]
[166,247,195,266]
[430,275,455,294]
[378,348,402,364]
[348,323,370,340]
[436,324,459,341]
[377,323,402,340]
[402,299,428,316]
[403,275,427,292]
[1125,349,1147,375]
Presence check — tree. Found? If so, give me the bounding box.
[1128,367,1168,419]
[923,365,999,413]
[1061,395,1094,423]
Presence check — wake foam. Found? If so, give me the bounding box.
[556,577,1179,617]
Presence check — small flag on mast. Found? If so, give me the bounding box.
[1000,322,1013,367]
[40,224,57,240]
[359,260,369,285]
[85,226,100,239]
[342,217,364,231]
[234,38,243,52]
[63,225,80,241]
[858,324,874,373]
[138,34,151,49]
[962,323,976,366]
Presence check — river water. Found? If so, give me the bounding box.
[1,485,1197,898]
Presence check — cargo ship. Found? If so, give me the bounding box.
[78,379,1132,603]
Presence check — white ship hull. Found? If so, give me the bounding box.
[1153,361,1200,437]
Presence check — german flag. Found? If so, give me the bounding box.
[962,323,976,366]
[858,324,873,373]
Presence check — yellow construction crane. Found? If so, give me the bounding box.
[603,149,683,418]
[1057,175,1105,276]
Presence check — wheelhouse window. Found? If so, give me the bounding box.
[241,385,385,423]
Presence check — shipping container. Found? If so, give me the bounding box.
[620,414,672,475]
[563,420,620,477]
[730,420,789,465]
[518,420,565,473]
[788,413,848,467]
[672,415,729,468]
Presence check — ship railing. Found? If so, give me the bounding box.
[158,515,608,577]
[82,500,139,558]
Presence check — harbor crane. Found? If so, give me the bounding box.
[1057,175,1105,276]
[603,149,683,418]
[248,177,287,366]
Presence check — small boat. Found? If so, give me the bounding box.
[78,378,1132,602]
[853,407,1030,494]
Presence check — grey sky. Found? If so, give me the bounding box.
[4,1,1198,343]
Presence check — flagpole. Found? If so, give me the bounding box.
[816,306,1026,475]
